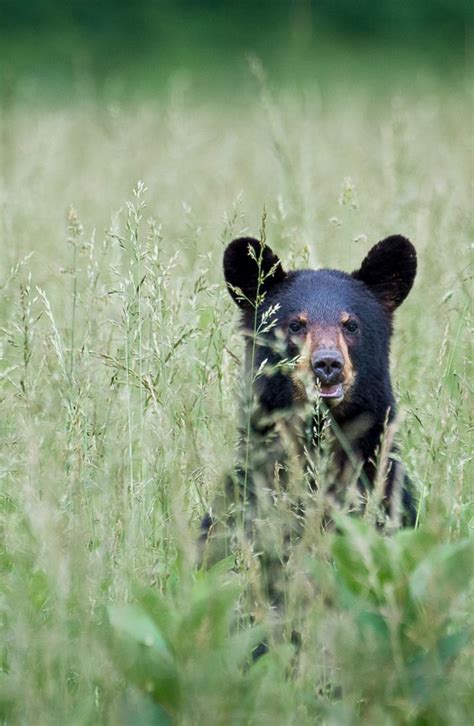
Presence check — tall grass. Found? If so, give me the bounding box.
[0,80,472,724]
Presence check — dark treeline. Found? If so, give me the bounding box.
[0,0,471,96]
[2,0,471,46]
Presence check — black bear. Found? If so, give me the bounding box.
[202,234,417,575]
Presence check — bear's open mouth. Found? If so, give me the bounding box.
[317,383,344,400]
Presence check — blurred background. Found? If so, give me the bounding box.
[1,0,471,103]
[0,0,471,300]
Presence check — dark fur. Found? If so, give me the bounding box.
[202,235,417,574]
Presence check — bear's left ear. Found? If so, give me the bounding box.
[352,235,417,312]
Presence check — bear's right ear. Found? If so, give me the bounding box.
[223,237,287,308]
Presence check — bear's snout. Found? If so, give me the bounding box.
[311,349,344,385]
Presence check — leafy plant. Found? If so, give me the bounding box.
[314,519,474,722]
[105,571,293,723]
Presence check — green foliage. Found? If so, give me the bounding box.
[106,574,300,723]
[107,603,179,714]
[104,523,473,723]
[320,520,473,721]
[108,568,312,724]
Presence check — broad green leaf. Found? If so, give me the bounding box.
[107,604,180,714]
[331,520,390,604]
[175,581,240,654]
[437,629,470,665]
[121,690,173,726]
[409,538,474,606]
[356,610,390,643]
[108,604,173,654]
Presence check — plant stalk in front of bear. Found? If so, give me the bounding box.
[241,211,268,530]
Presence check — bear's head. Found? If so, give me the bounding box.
[223,235,417,420]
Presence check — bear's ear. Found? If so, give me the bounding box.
[352,235,417,312]
[223,237,287,308]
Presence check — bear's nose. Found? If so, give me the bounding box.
[311,349,344,384]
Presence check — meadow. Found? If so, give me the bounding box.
[0,74,472,724]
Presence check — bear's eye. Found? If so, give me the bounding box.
[344,319,359,335]
[289,320,305,334]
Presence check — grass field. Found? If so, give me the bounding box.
[0,76,472,724]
